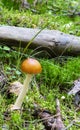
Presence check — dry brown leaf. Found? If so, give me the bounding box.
[9,81,23,96]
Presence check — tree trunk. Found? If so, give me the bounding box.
[0,25,80,57]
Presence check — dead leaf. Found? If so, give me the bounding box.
[68,79,80,95]
[68,79,80,106]
[9,81,23,96]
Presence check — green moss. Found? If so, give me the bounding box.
[0,0,80,129]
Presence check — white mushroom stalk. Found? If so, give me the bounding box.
[11,58,42,111]
[12,74,32,110]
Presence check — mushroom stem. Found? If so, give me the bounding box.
[13,74,32,110]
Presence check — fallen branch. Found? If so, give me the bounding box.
[51,99,65,130]
[0,25,80,57]
[33,99,65,130]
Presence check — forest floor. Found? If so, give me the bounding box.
[0,0,80,130]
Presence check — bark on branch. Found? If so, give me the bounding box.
[0,25,80,57]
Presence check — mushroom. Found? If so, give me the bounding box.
[11,58,42,111]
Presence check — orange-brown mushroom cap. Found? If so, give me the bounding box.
[21,58,42,74]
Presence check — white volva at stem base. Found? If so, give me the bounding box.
[11,74,32,110]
